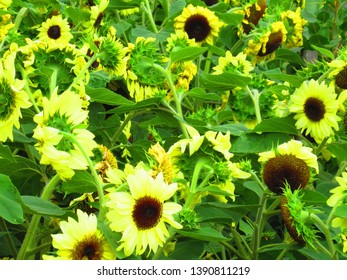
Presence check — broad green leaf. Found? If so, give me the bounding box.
[243,181,263,198]
[264,69,306,87]
[61,171,97,194]
[216,13,244,26]
[177,227,230,242]
[301,189,328,204]
[86,87,135,106]
[168,240,204,260]
[65,6,90,23]
[200,73,251,91]
[209,123,249,136]
[187,87,221,101]
[275,48,306,66]
[333,205,347,219]
[327,142,347,163]
[169,0,186,17]
[0,175,24,224]
[198,186,233,196]
[106,97,162,114]
[230,133,291,153]
[253,116,298,135]
[170,46,208,64]
[311,45,334,60]
[0,143,15,162]
[21,196,65,216]
[109,0,142,9]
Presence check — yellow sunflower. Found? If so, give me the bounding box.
[259,139,318,194]
[212,51,254,76]
[288,79,340,143]
[43,210,115,260]
[106,168,182,257]
[0,0,12,9]
[174,4,224,45]
[37,15,73,50]
[0,43,32,142]
[241,0,267,34]
[281,8,307,48]
[328,49,347,89]
[81,0,109,33]
[33,88,98,180]
[166,30,198,53]
[245,21,287,64]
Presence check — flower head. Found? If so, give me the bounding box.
[106,168,182,256]
[212,51,254,76]
[288,79,340,143]
[259,139,318,194]
[241,0,266,34]
[0,44,32,142]
[37,15,73,50]
[43,210,115,260]
[281,8,307,48]
[174,4,224,45]
[33,88,98,180]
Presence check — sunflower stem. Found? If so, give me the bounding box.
[59,131,107,221]
[16,174,60,260]
[110,112,136,147]
[251,190,267,259]
[314,137,329,155]
[246,86,262,124]
[68,53,100,91]
[230,227,252,259]
[142,0,159,34]
[18,65,40,114]
[152,63,189,138]
[310,213,337,259]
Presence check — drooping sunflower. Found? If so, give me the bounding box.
[93,144,118,182]
[0,43,32,142]
[288,79,340,143]
[125,37,167,101]
[259,139,318,194]
[212,51,254,76]
[241,0,267,34]
[174,4,224,45]
[32,88,98,180]
[81,0,109,33]
[43,210,115,260]
[37,15,73,50]
[0,8,14,42]
[281,8,307,48]
[328,49,347,90]
[245,21,287,64]
[165,30,198,53]
[106,168,182,257]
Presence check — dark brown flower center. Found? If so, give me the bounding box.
[72,234,103,260]
[184,14,211,42]
[262,155,310,194]
[335,67,347,89]
[48,25,61,39]
[202,0,218,6]
[242,0,266,34]
[132,196,163,230]
[304,97,326,122]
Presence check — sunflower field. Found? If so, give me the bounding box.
[1,0,347,261]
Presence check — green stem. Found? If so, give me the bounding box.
[221,241,248,260]
[310,213,337,259]
[276,248,288,260]
[110,112,137,146]
[142,0,159,33]
[152,63,189,138]
[59,131,106,221]
[230,227,251,259]
[246,86,262,124]
[314,137,329,155]
[16,174,60,260]
[18,65,40,114]
[68,53,100,91]
[203,48,213,74]
[251,191,267,259]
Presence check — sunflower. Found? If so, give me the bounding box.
[93,144,118,182]
[288,79,340,143]
[98,26,127,77]
[174,4,224,45]
[212,51,254,76]
[0,10,14,42]
[81,0,109,33]
[0,0,12,9]
[281,8,307,48]
[281,186,318,247]
[0,43,32,142]
[166,30,198,53]
[258,139,318,194]
[328,49,347,89]
[245,21,287,64]
[37,15,73,51]
[32,88,98,180]
[43,210,115,260]
[125,37,167,101]
[241,0,266,34]
[106,168,182,257]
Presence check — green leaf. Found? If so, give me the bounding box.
[216,13,244,26]
[333,205,347,219]
[0,143,15,162]
[177,227,230,242]
[168,240,205,260]
[253,115,298,135]
[170,46,208,64]
[301,189,328,204]
[61,171,97,194]
[0,175,24,224]
[198,186,233,196]
[65,6,90,23]
[209,123,249,136]
[106,97,162,114]
[187,87,221,101]
[21,196,65,216]
[275,48,306,66]
[230,133,292,153]
[264,69,306,87]
[243,181,263,198]
[86,87,135,106]
[327,142,347,163]
[311,45,334,60]
[200,73,251,91]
